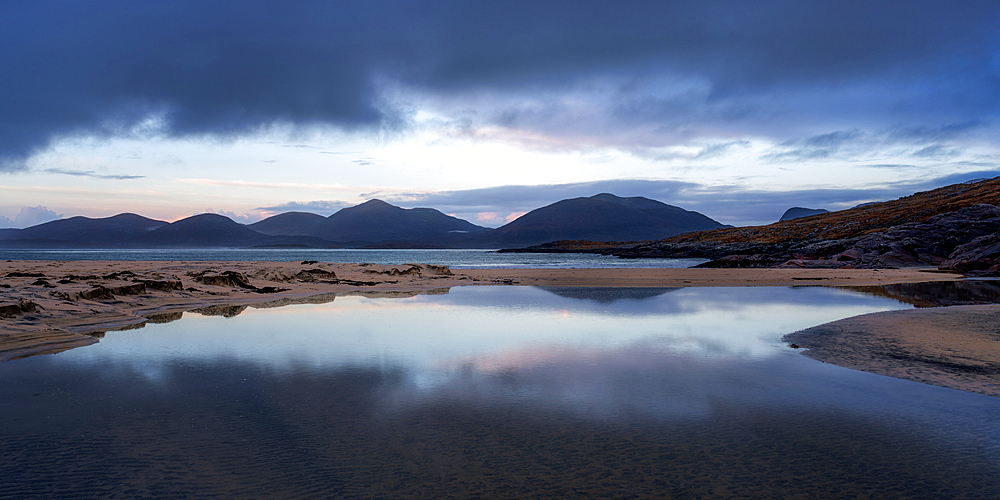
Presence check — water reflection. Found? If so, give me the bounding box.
[844,279,1000,307]
[3,286,1000,498]
[538,286,680,302]
[63,286,911,371]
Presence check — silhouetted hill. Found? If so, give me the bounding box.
[135,213,270,247]
[0,195,728,249]
[0,213,168,247]
[476,193,728,247]
[248,212,326,236]
[299,199,490,244]
[779,207,829,221]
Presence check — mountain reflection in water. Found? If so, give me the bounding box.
[2,285,999,499]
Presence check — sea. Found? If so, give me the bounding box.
[0,248,705,268]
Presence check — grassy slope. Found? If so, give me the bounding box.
[668,177,1000,244]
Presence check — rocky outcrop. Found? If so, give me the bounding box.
[136,279,184,291]
[609,204,1000,272]
[191,270,289,294]
[0,299,40,317]
[940,233,1000,275]
[292,268,337,282]
[53,283,149,301]
[831,204,1000,268]
[194,271,257,289]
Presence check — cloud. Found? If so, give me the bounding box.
[0,215,12,227]
[254,200,352,215]
[2,1,999,168]
[208,209,263,224]
[760,123,990,163]
[391,171,1000,227]
[505,211,528,223]
[11,206,62,228]
[911,145,962,160]
[393,179,699,213]
[41,168,145,180]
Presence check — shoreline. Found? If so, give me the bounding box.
[784,305,1000,398]
[3,260,994,398]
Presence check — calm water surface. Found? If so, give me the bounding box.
[2,286,1000,499]
[0,248,705,268]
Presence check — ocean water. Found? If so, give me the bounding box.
[0,248,703,269]
[2,286,999,499]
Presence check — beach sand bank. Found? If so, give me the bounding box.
[784,305,1000,397]
[2,260,992,398]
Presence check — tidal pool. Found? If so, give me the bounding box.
[2,286,1000,498]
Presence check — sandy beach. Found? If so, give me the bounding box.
[3,259,995,398]
[784,305,1000,397]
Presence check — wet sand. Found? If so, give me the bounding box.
[784,305,1000,397]
[3,260,994,397]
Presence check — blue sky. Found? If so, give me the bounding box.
[2,1,999,228]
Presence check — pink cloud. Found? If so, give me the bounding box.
[505,211,528,223]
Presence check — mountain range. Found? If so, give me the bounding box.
[0,193,728,249]
[508,177,1000,272]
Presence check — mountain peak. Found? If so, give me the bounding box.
[355,199,394,209]
[589,193,624,202]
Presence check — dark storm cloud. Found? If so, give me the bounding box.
[2,1,999,170]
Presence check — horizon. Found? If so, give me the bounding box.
[2,2,999,228]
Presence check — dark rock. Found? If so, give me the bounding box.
[191,304,248,318]
[136,279,184,291]
[682,204,1000,270]
[293,268,337,281]
[107,283,146,295]
[693,254,789,268]
[6,272,45,278]
[195,271,257,289]
[940,232,1000,275]
[843,204,1000,269]
[364,265,422,276]
[0,299,39,317]
[76,287,116,301]
[146,311,184,324]
[103,270,137,280]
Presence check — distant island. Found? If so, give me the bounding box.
[779,207,829,221]
[0,193,728,250]
[5,177,1000,276]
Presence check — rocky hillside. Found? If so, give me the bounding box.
[511,177,1000,274]
[669,177,1000,245]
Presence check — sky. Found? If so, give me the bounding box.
[2,0,999,228]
